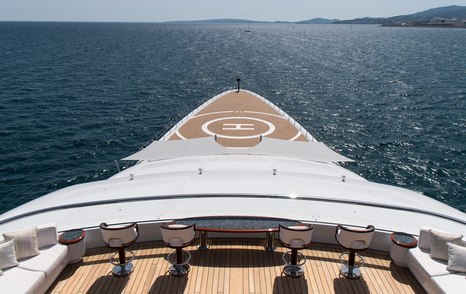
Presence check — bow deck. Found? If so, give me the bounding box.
[167,90,310,147]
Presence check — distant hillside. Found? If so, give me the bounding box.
[164,19,265,24]
[412,5,466,19]
[163,6,466,26]
[335,5,466,25]
[297,18,339,24]
[165,18,338,25]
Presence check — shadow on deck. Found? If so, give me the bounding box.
[48,239,425,294]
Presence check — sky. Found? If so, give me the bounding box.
[0,0,464,22]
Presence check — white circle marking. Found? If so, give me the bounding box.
[201,116,275,139]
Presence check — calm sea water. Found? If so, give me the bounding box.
[0,22,465,214]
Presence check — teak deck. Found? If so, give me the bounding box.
[48,239,425,294]
[168,91,308,147]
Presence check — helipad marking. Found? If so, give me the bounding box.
[289,131,302,141]
[202,117,275,139]
[193,110,285,120]
[243,111,287,119]
[193,111,234,118]
[222,123,255,131]
[175,130,188,140]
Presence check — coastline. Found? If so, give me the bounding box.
[382,23,466,29]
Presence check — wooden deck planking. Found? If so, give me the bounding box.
[129,242,152,294]
[48,239,425,294]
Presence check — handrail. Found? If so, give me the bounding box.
[1,193,465,226]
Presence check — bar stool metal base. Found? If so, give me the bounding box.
[338,252,364,279]
[169,264,191,277]
[339,265,362,279]
[282,250,306,278]
[112,263,134,277]
[167,250,192,277]
[283,264,304,278]
[110,251,135,277]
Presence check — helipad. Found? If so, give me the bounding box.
[168,91,308,147]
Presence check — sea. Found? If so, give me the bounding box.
[0,22,465,214]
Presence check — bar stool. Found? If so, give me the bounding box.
[279,224,313,278]
[335,224,375,279]
[160,223,196,277]
[100,222,139,277]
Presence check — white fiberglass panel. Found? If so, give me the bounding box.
[1,196,465,239]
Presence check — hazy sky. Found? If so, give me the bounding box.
[0,0,464,22]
